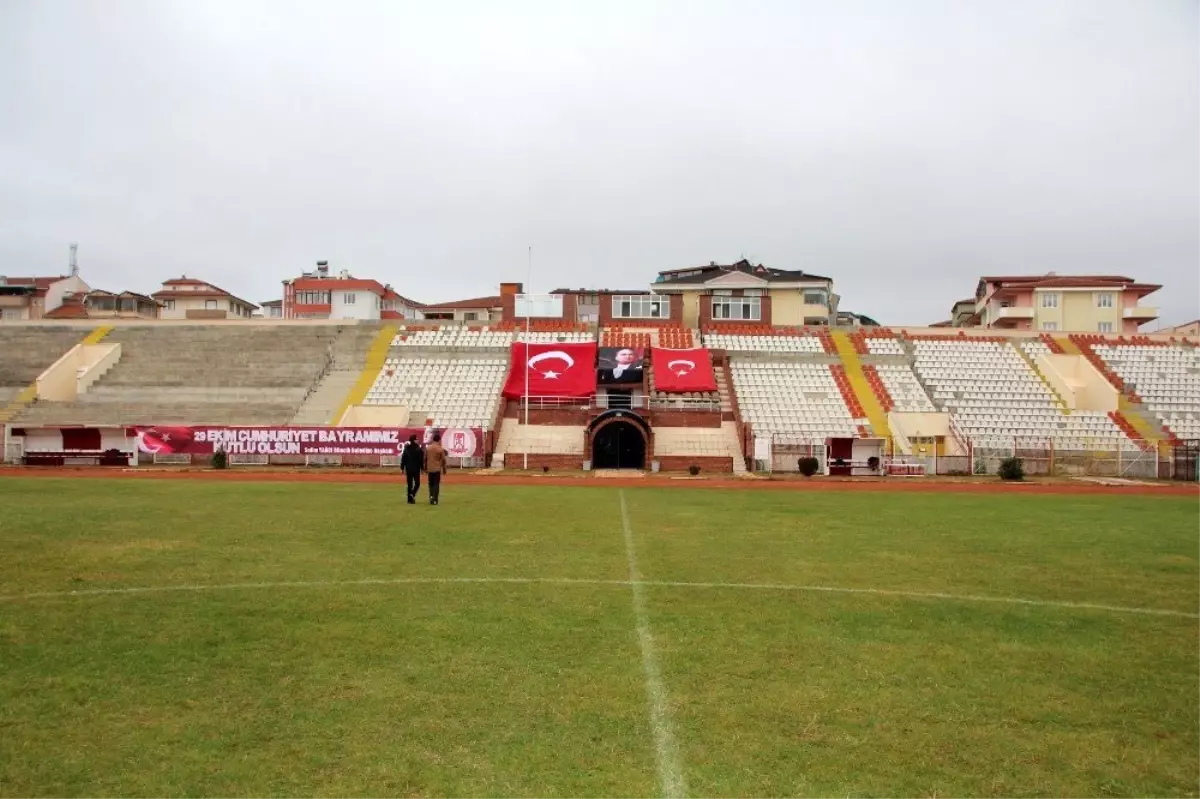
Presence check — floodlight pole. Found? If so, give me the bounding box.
[523,245,531,471]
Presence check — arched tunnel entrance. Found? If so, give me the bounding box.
[589,410,650,470]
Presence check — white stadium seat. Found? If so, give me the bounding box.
[730,361,861,440]
[874,363,936,412]
[706,333,825,354]
[365,355,506,429]
[912,339,1129,449]
[1093,344,1200,440]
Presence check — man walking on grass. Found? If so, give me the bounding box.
[424,432,447,506]
[400,434,424,504]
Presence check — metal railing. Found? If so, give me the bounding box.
[517,396,721,413]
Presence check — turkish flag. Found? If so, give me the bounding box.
[134,426,198,454]
[652,347,718,392]
[502,342,598,398]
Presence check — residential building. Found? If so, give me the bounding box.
[419,296,503,322]
[550,288,654,325]
[949,298,977,327]
[0,274,91,320]
[153,277,257,320]
[1155,319,1200,337]
[651,259,839,328]
[835,311,881,327]
[45,290,161,320]
[258,300,283,319]
[281,262,422,321]
[970,274,1160,333]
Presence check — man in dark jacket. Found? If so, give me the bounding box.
[424,432,447,506]
[400,434,424,504]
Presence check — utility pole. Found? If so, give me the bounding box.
[523,245,531,471]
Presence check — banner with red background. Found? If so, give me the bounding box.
[134,426,483,458]
[502,342,598,398]
[651,347,719,392]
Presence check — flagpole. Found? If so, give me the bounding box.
[523,245,531,471]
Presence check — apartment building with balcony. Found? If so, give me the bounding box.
[651,259,838,327]
[967,274,1160,333]
[0,274,91,320]
[280,262,422,321]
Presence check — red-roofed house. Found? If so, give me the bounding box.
[1156,319,1200,337]
[280,262,422,320]
[970,274,1161,333]
[45,290,161,320]
[152,277,257,320]
[0,274,90,320]
[419,296,503,322]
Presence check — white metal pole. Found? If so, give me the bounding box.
[523,245,531,471]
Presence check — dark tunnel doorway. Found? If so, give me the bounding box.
[592,421,647,470]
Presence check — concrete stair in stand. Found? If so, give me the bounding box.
[492,422,585,466]
[652,423,746,473]
[289,325,383,425]
[0,326,99,423]
[16,324,340,426]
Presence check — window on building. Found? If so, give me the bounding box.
[712,296,762,321]
[612,295,666,319]
[803,290,827,305]
[711,289,733,297]
[1041,293,1059,308]
[743,289,764,297]
[205,299,218,310]
[344,293,356,304]
[1098,321,1114,333]
[1041,321,1058,331]
[295,291,331,305]
[1096,293,1114,308]
[463,312,478,321]
[165,299,175,310]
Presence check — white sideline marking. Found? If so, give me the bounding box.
[620,490,687,799]
[0,577,1194,619]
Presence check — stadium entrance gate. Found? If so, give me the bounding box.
[589,409,649,470]
[1172,440,1199,482]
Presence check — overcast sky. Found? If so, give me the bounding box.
[1,0,1196,323]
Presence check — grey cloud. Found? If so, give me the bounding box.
[1,0,1195,322]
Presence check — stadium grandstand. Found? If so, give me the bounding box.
[0,265,1195,479]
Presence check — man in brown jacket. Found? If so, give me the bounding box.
[423,432,448,505]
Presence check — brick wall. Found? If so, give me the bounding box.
[504,453,583,470]
[655,455,733,473]
[598,294,614,326]
[648,410,722,428]
[526,408,589,425]
[500,282,520,323]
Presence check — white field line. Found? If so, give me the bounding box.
[0,576,1194,620]
[619,490,688,799]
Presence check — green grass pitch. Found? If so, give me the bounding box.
[0,477,1196,797]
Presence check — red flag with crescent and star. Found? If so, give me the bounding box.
[502,342,598,398]
[651,347,718,392]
